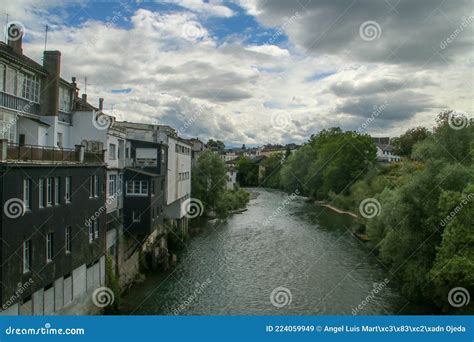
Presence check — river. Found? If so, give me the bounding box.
[121,188,422,315]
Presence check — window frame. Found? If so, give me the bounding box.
[23,240,31,273]
[23,178,31,210]
[65,176,71,203]
[65,226,72,253]
[46,232,53,262]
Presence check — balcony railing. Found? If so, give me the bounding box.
[4,142,104,164]
[0,92,40,115]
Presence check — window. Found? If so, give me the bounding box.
[118,173,123,192]
[88,222,94,243]
[54,177,60,205]
[65,176,71,202]
[23,240,31,273]
[125,147,130,158]
[47,177,53,206]
[94,175,99,198]
[126,180,149,196]
[59,86,71,112]
[46,233,53,262]
[151,180,155,195]
[21,72,40,103]
[57,133,63,148]
[132,211,140,222]
[118,140,125,159]
[65,226,71,253]
[39,178,45,207]
[141,181,148,194]
[23,179,31,210]
[94,219,99,239]
[109,143,116,160]
[108,175,116,197]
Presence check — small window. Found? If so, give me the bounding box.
[65,226,71,253]
[65,176,71,202]
[94,219,99,239]
[46,233,53,262]
[54,177,60,205]
[23,179,31,209]
[109,143,116,160]
[94,175,99,198]
[23,240,31,273]
[108,175,117,197]
[57,133,63,148]
[47,177,53,206]
[39,178,45,207]
[88,222,94,243]
[89,176,94,198]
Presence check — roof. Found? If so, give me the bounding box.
[126,167,161,177]
[375,143,394,152]
[0,42,76,88]
[25,117,50,127]
[372,137,390,145]
[0,42,47,75]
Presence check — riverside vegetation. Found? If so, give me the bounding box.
[236,111,473,313]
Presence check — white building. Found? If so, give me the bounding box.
[116,122,192,231]
[374,143,401,163]
[70,97,128,272]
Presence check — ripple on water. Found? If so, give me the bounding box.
[121,188,418,315]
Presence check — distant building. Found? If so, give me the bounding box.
[372,137,401,163]
[225,160,238,190]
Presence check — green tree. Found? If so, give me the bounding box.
[392,127,430,156]
[236,156,259,186]
[191,150,227,211]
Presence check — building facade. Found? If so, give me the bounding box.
[0,28,107,315]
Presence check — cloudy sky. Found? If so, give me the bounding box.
[3,0,473,145]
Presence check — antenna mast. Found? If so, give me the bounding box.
[44,24,48,51]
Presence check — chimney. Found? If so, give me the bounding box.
[71,77,78,101]
[99,98,104,110]
[82,93,87,102]
[41,51,61,116]
[7,23,24,54]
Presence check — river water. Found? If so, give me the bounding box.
[121,188,420,315]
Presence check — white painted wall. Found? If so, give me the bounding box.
[166,137,191,218]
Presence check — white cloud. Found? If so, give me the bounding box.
[7,2,473,146]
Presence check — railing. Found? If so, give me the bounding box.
[6,143,104,163]
[0,92,40,115]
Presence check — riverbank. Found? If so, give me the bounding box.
[314,200,358,218]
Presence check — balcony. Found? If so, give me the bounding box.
[0,92,40,115]
[1,142,104,164]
